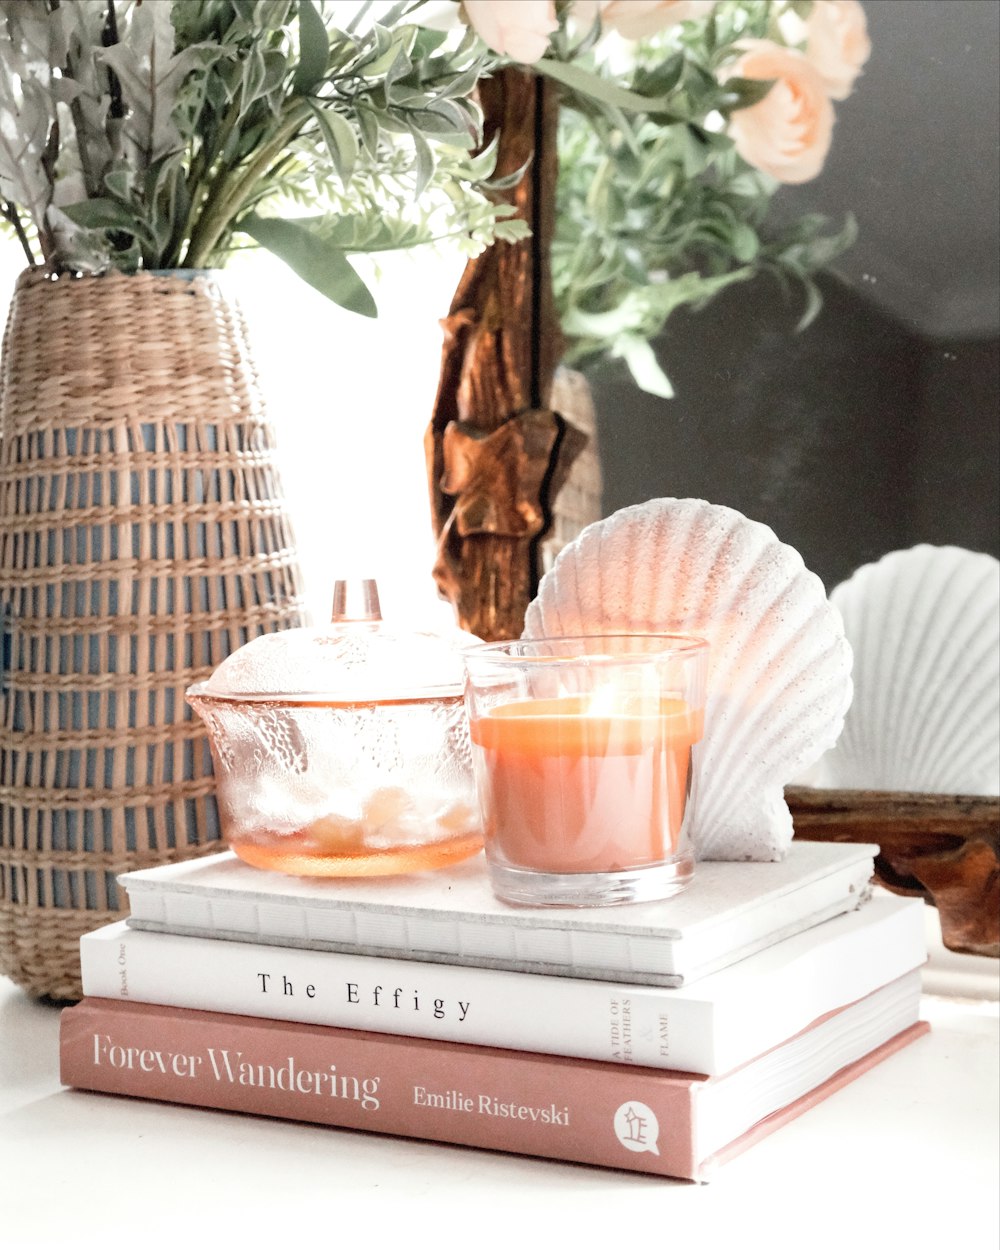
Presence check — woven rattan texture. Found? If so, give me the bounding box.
[0,269,306,999]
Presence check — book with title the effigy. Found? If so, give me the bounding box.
[118,839,877,987]
[80,895,926,1077]
[59,972,928,1183]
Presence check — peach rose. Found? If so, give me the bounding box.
[804,0,871,101]
[726,40,834,184]
[462,1,559,64]
[573,1,714,40]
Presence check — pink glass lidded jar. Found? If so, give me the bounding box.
[187,580,483,877]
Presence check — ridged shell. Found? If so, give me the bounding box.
[524,498,853,862]
[813,545,1000,794]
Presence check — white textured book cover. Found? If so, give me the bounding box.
[120,840,878,986]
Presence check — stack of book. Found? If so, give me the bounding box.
[60,840,929,1181]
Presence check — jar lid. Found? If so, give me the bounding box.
[195,579,476,703]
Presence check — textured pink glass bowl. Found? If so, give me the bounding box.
[186,580,483,877]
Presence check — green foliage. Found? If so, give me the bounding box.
[547,0,855,395]
[0,0,512,312]
[0,0,854,379]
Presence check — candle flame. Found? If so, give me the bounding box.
[585,683,622,718]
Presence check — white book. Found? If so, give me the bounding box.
[120,840,878,988]
[80,894,927,1077]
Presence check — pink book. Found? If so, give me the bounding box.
[59,972,928,1182]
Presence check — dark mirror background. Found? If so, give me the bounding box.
[586,0,1000,589]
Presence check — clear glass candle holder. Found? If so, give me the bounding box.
[464,634,709,907]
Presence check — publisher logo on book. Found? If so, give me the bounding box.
[613,1102,660,1155]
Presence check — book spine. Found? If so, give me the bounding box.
[81,924,718,1072]
[60,998,702,1180]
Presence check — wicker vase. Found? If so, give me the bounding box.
[0,268,306,999]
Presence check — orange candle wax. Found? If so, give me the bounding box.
[469,696,703,874]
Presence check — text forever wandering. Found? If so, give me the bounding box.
[87,1031,573,1127]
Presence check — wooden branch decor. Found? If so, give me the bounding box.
[786,786,1000,958]
[425,68,583,640]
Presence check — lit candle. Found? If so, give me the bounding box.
[464,635,709,907]
[470,695,703,873]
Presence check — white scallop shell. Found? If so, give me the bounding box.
[813,545,1000,794]
[524,498,854,861]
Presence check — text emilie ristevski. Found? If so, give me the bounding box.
[87,1034,572,1129]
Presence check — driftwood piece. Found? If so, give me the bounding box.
[786,786,1000,958]
[425,68,580,641]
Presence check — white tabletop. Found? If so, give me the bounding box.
[1,966,997,1250]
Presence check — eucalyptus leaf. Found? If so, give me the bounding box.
[405,104,469,138]
[536,58,682,121]
[408,124,434,197]
[309,101,358,185]
[371,23,394,59]
[725,223,760,262]
[261,50,290,101]
[378,1,422,27]
[356,106,379,158]
[408,27,449,58]
[239,45,268,116]
[361,36,405,80]
[703,13,719,57]
[241,212,378,316]
[61,196,147,235]
[720,76,777,113]
[795,277,824,331]
[383,47,414,95]
[679,125,710,178]
[436,62,485,102]
[102,168,133,200]
[614,335,674,399]
[463,133,503,182]
[205,66,233,112]
[293,0,328,95]
[634,54,686,99]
